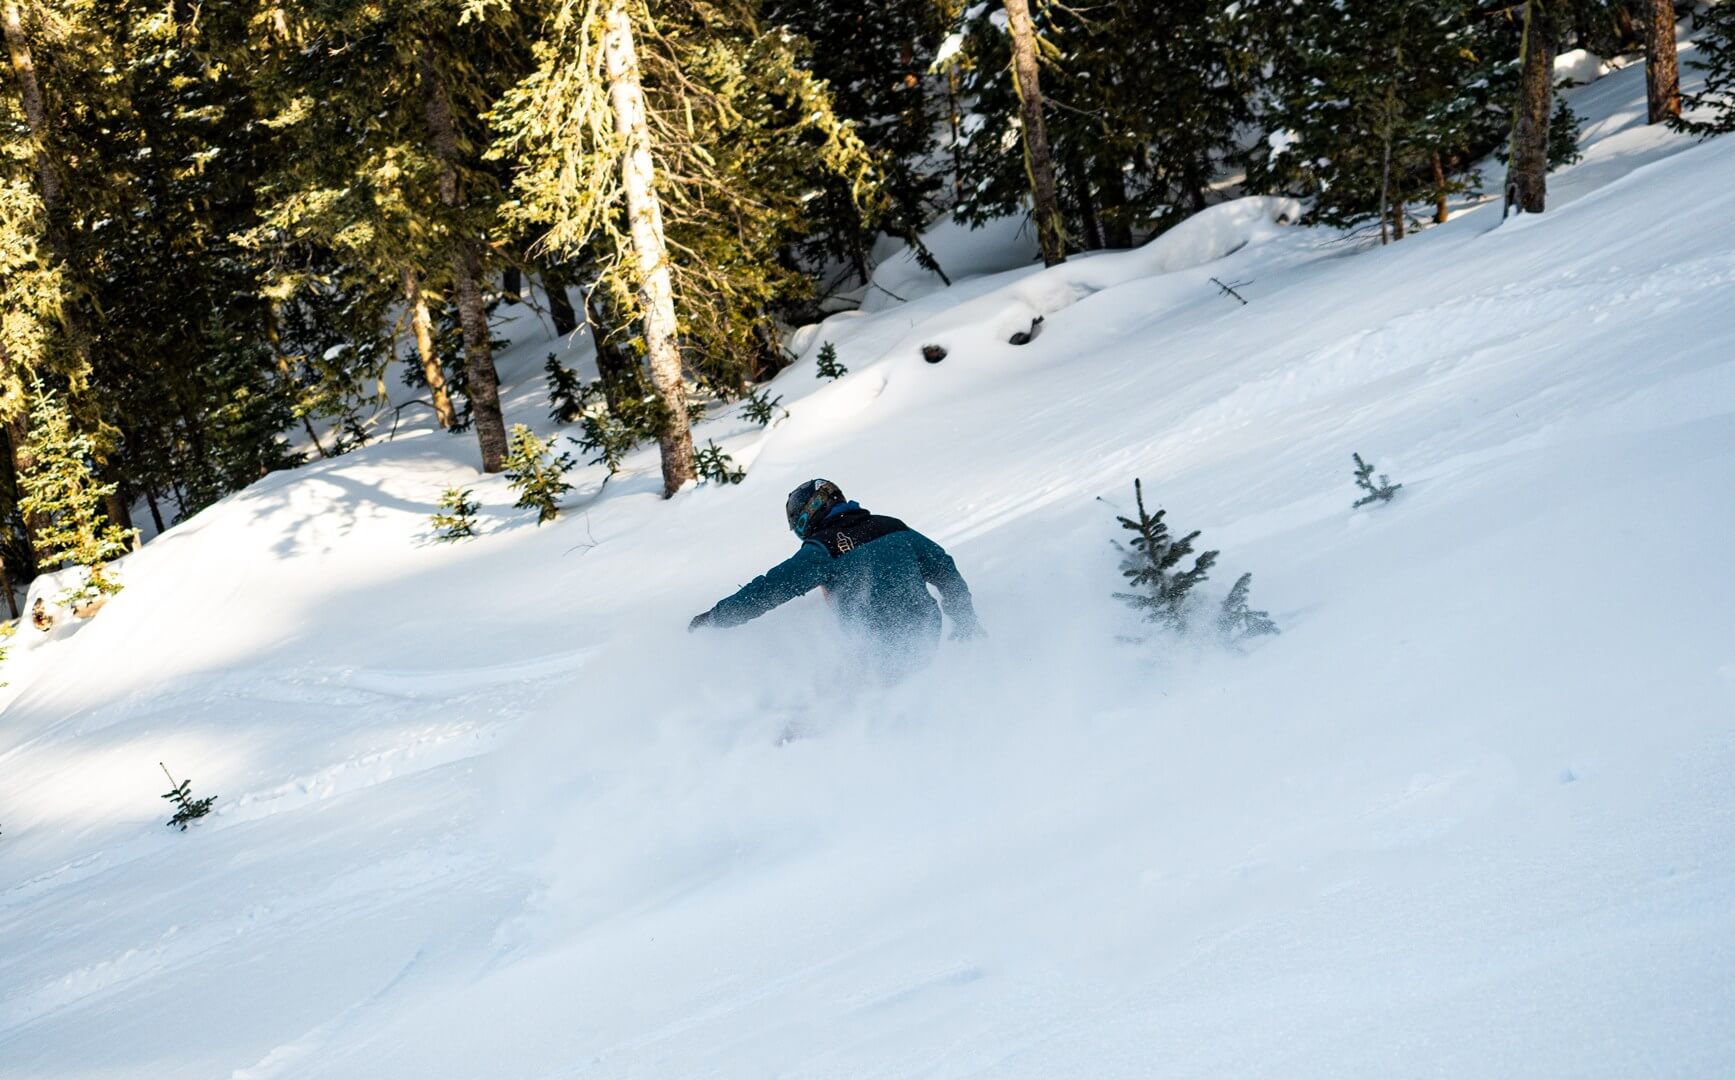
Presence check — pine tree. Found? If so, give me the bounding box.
[1246,0,1514,237]
[17,382,134,602]
[492,0,877,493]
[504,425,574,524]
[1673,1,1735,136]
[1112,479,1219,631]
[546,355,584,423]
[740,388,785,427]
[160,763,217,831]
[694,440,745,485]
[1506,0,1557,215]
[1000,0,1065,265]
[430,486,480,542]
[1217,572,1279,643]
[815,342,848,380]
[1351,452,1403,507]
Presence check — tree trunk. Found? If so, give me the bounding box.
[1642,0,1680,123]
[542,267,580,337]
[602,0,694,496]
[502,264,522,303]
[1067,154,1103,251]
[1392,197,1406,240]
[1505,0,1555,216]
[420,46,508,473]
[401,267,456,428]
[1002,0,1066,266]
[1098,166,1133,248]
[104,487,139,549]
[0,557,15,620]
[581,283,638,415]
[1432,151,1450,224]
[144,487,166,534]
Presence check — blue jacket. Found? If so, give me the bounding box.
[705,505,979,643]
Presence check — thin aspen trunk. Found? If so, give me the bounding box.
[401,267,456,428]
[1378,45,1399,245]
[1002,0,1066,266]
[946,65,965,202]
[144,488,166,534]
[104,486,139,549]
[264,307,335,456]
[603,0,694,496]
[1642,0,1680,123]
[542,267,580,337]
[1505,0,1555,215]
[1067,154,1103,251]
[420,46,508,472]
[1432,151,1450,223]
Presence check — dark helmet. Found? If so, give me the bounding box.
[786,479,845,538]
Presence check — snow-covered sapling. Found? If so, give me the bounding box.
[740,388,786,427]
[160,763,217,831]
[815,342,848,379]
[1351,452,1402,508]
[1216,572,1279,643]
[504,425,575,524]
[1113,479,1219,631]
[545,354,584,423]
[695,441,745,485]
[430,486,479,542]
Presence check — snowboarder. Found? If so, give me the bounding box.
[689,479,983,680]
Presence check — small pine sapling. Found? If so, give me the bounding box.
[545,354,584,423]
[1216,572,1279,643]
[1351,452,1402,508]
[740,388,787,427]
[430,486,480,542]
[504,425,575,524]
[815,342,848,379]
[1113,479,1219,631]
[695,441,745,485]
[160,763,217,831]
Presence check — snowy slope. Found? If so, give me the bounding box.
[3,56,1734,1079]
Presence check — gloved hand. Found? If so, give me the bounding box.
[949,620,986,642]
[688,610,715,632]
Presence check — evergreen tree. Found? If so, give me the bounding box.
[1674,1,1735,136]
[492,0,878,494]
[160,763,217,831]
[430,486,480,542]
[1112,479,1218,631]
[761,0,956,287]
[740,388,785,427]
[815,342,848,380]
[1351,452,1403,507]
[16,381,134,601]
[1217,572,1279,643]
[950,0,1254,250]
[504,425,574,524]
[1246,0,1515,237]
[545,354,584,423]
[694,440,745,485]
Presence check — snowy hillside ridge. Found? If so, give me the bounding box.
[3,58,1735,1078]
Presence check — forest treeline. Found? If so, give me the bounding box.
[0,0,1726,611]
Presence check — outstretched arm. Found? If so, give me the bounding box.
[698,542,832,629]
[910,532,982,636]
